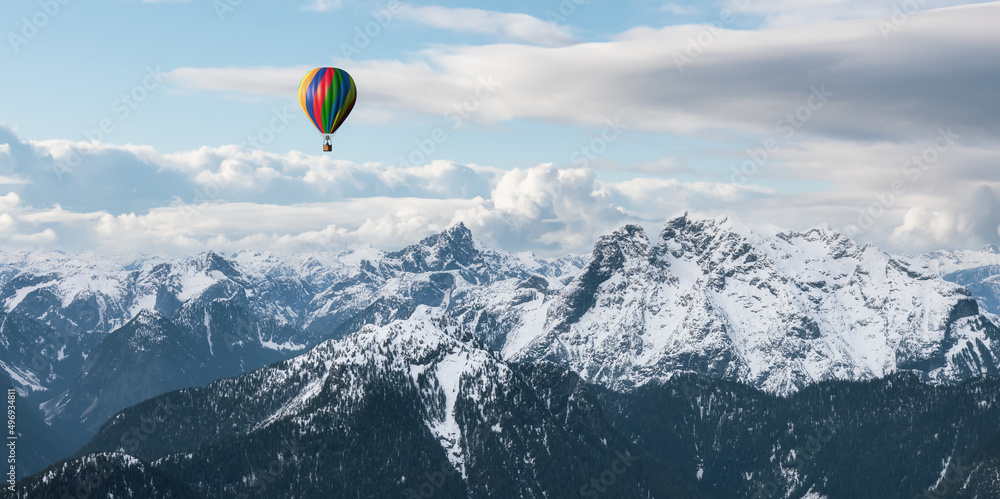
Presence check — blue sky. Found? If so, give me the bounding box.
[0,0,998,255]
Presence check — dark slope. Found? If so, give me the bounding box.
[15,452,200,499]
[65,311,703,498]
[595,373,1000,498]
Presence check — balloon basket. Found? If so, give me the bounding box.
[322,136,332,152]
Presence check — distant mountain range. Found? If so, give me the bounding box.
[0,223,586,475]
[913,245,1000,316]
[7,215,1000,497]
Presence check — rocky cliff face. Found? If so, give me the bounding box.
[505,214,1000,394]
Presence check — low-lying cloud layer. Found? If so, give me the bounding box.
[2,118,999,255]
[1,126,778,254]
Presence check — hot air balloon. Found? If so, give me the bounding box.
[298,67,357,152]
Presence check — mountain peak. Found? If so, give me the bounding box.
[435,221,474,246]
[659,213,731,239]
[132,308,166,325]
[192,251,242,281]
[594,224,651,260]
[385,222,490,277]
[656,214,738,259]
[660,212,689,238]
[545,224,653,330]
[405,222,477,255]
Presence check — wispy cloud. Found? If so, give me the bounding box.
[165,3,1000,143]
[300,0,343,12]
[743,0,995,26]
[660,3,699,15]
[397,4,577,46]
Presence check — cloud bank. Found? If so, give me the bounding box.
[0,126,777,255]
[168,3,1000,142]
[2,119,998,255]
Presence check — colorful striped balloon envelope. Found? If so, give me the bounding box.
[298,67,357,151]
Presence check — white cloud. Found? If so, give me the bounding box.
[27,139,502,206]
[41,163,630,254]
[7,125,1000,255]
[887,185,1000,251]
[0,214,14,232]
[9,229,57,246]
[742,0,995,26]
[0,192,22,212]
[19,205,105,224]
[397,4,577,46]
[660,3,699,15]
[0,129,782,254]
[89,198,483,253]
[165,3,1000,144]
[300,0,342,12]
[0,176,30,185]
[460,164,629,251]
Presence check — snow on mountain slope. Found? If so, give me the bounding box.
[302,222,582,339]
[0,223,591,473]
[78,305,702,498]
[911,246,1000,317]
[913,245,1000,276]
[0,222,579,342]
[505,214,1000,394]
[223,305,558,478]
[6,215,1000,440]
[0,225,582,398]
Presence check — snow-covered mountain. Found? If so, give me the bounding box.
[912,245,1000,316]
[0,223,584,400]
[503,214,1000,394]
[912,245,1000,276]
[38,308,296,436]
[71,306,700,498]
[6,214,1000,480]
[0,223,587,476]
[32,308,1000,499]
[0,250,326,398]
